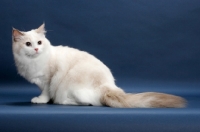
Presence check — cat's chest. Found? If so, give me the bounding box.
[17,58,48,82]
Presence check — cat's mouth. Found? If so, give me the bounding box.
[26,53,39,58]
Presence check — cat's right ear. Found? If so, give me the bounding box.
[12,28,24,42]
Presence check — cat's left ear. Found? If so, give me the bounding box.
[35,23,46,34]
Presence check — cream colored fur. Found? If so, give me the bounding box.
[12,24,186,108]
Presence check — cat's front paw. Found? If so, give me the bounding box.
[31,96,49,104]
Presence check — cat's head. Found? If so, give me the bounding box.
[12,24,50,59]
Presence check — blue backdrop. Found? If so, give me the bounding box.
[1,1,200,132]
[0,0,200,83]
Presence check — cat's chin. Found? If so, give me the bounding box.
[26,53,40,59]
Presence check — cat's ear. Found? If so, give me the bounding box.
[12,28,24,42]
[35,23,46,34]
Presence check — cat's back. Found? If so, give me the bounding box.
[53,45,104,66]
[52,45,114,83]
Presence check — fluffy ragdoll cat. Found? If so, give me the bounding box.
[12,24,186,108]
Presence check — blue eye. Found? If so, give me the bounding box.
[26,42,31,46]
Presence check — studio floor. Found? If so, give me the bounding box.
[0,80,200,132]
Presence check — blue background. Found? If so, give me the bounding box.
[1,0,200,83]
[0,1,200,132]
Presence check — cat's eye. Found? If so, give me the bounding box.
[26,42,31,46]
[38,41,42,45]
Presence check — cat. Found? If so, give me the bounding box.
[12,24,186,108]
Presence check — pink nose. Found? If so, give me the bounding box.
[35,48,38,52]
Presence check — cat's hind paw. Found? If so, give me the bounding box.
[31,96,49,104]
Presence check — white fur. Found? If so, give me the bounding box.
[12,24,116,106]
[12,24,186,108]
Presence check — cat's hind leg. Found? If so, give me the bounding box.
[60,98,79,105]
[56,96,91,106]
[61,99,91,106]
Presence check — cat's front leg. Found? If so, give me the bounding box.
[31,95,49,104]
[31,86,50,104]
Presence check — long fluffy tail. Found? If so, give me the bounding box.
[101,88,186,108]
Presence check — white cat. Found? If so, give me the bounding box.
[12,24,186,108]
